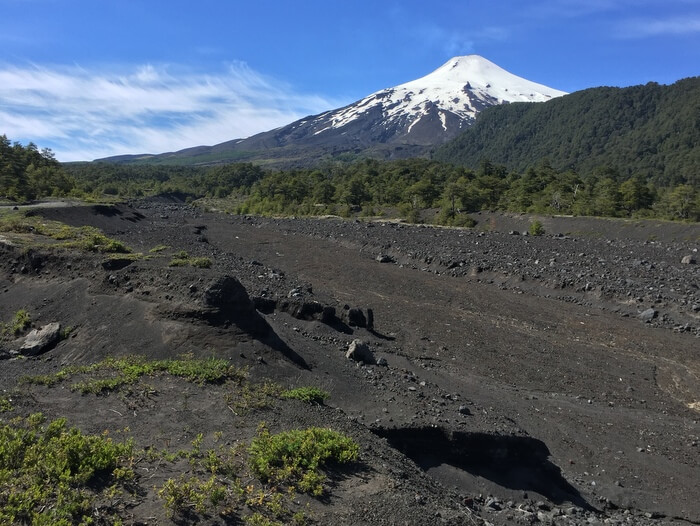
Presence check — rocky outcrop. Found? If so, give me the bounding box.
[19,322,62,356]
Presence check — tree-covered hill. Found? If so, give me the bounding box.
[434,77,700,188]
[0,135,76,201]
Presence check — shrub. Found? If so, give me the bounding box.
[281,387,329,405]
[189,257,212,268]
[1,309,31,338]
[248,425,359,495]
[158,475,226,516]
[0,397,12,412]
[0,414,133,525]
[529,220,545,236]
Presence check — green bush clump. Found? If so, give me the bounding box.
[0,396,13,412]
[529,220,545,236]
[158,475,227,516]
[189,257,212,268]
[168,252,213,268]
[0,414,134,525]
[248,426,359,495]
[281,387,329,405]
[0,309,31,338]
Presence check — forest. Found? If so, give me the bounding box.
[2,135,699,223]
[434,77,700,188]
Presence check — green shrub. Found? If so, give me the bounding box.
[158,475,226,516]
[168,257,190,267]
[149,244,170,253]
[0,414,133,525]
[529,220,545,236]
[281,387,329,405]
[1,309,31,338]
[0,397,12,412]
[248,426,359,495]
[189,257,212,268]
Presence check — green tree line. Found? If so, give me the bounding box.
[0,135,76,200]
[2,136,698,221]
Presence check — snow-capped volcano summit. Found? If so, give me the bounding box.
[311,55,567,142]
[227,55,567,155]
[105,56,566,165]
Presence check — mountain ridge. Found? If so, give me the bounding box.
[434,76,700,187]
[97,55,566,166]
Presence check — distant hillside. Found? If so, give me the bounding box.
[434,77,700,187]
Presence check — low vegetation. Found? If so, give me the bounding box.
[248,425,359,496]
[528,220,545,236]
[0,413,134,525]
[281,386,330,405]
[167,250,212,268]
[21,355,247,393]
[7,354,353,524]
[0,308,31,339]
[0,211,131,253]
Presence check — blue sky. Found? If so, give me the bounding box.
[1,0,699,161]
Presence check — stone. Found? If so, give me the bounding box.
[681,255,697,265]
[639,308,657,322]
[346,339,375,364]
[458,405,471,415]
[203,276,253,314]
[376,254,394,263]
[19,322,62,356]
[376,356,388,367]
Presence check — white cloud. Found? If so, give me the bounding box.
[0,62,343,161]
[617,16,700,38]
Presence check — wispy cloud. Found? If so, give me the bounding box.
[616,16,700,38]
[414,24,510,59]
[0,62,343,161]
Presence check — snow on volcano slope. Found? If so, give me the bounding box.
[114,56,567,164]
[323,55,566,133]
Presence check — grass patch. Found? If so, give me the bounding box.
[281,386,329,405]
[167,250,213,268]
[248,425,359,496]
[149,244,170,253]
[0,396,13,412]
[0,309,31,339]
[189,256,212,268]
[0,413,134,525]
[21,355,246,394]
[0,212,132,254]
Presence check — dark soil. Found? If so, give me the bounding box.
[1,199,698,525]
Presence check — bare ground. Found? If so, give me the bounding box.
[0,200,698,525]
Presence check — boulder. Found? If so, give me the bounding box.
[346,339,375,364]
[203,275,254,315]
[639,308,658,323]
[19,322,62,356]
[201,275,269,336]
[681,255,697,265]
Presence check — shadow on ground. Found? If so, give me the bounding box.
[372,426,594,510]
